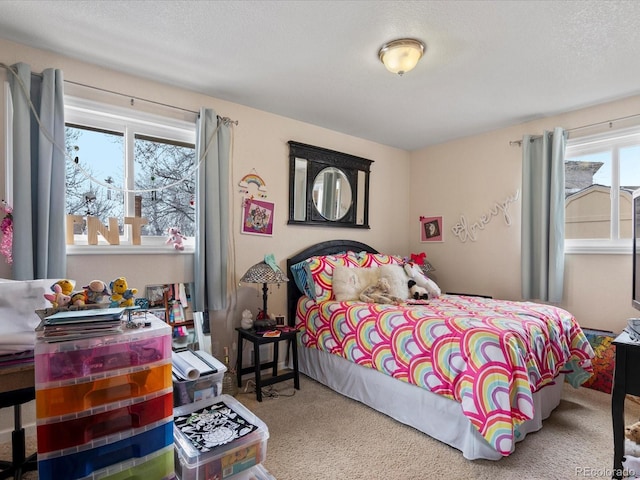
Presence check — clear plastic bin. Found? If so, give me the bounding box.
[173,395,269,480]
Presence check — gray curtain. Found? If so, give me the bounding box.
[9,62,66,280]
[193,108,231,312]
[521,127,567,302]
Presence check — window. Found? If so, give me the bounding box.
[64,97,196,247]
[565,126,640,253]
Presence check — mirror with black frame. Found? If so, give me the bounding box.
[288,141,372,228]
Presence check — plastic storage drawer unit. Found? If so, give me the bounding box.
[37,418,173,480]
[36,360,172,418]
[37,390,173,453]
[173,395,269,480]
[83,444,174,480]
[35,318,172,383]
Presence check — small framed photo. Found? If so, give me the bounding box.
[275,315,286,327]
[420,216,444,242]
[146,284,170,308]
[241,198,274,236]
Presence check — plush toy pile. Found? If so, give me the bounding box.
[42,277,137,310]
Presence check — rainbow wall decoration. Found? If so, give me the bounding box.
[238,170,268,198]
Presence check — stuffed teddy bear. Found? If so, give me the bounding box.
[110,277,138,308]
[51,279,75,297]
[359,278,403,305]
[408,279,429,300]
[44,284,72,309]
[83,280,110,304]
[70,290,88,306]
[166,227,186,251]
[404,263,441,299]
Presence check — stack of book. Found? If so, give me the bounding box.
[38,307,125,342]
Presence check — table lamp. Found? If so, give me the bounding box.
[239,261,288,329]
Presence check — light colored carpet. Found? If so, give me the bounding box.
[2,375,637,480]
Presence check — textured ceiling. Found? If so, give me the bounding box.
[0,0,639,151]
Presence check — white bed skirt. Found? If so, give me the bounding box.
[298,345,565,461]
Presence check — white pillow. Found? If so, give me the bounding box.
[379,264,410,300]
[333,266,380,301]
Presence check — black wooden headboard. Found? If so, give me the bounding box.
[286,240,378,327]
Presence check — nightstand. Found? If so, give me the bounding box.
[235,328,300,402]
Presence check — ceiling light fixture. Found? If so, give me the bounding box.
[378,38,425,76]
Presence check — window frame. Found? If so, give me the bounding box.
[564,126,640,255]
[64,96,197,254]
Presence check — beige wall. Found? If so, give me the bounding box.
[409,95,640,333]
[2,36,638,337]
[0,38,411,359]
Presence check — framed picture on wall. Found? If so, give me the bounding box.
[241,198,275,236]
[420,216,444,242]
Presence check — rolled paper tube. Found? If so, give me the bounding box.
[172,351,200,380]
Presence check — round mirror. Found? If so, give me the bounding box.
[312,167,352,221]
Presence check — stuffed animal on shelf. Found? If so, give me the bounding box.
[110,277,138,308]
[83,280,110,304]
[70,290,88,306]
[44,284,72,309]
[51,279,75,297]
[359,278,403,305]
[408,279,429,300]
[404,263,441,299]
[166,227,186,251]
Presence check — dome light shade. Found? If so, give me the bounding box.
[378,38,425,76]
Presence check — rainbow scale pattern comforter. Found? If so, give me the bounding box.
[296,294,594,455]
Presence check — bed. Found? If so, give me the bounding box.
[286,240,594,460]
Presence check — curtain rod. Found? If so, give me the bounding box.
[0,62,238,125]
[509,111,640,146]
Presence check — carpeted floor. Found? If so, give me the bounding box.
[2,375,637,480]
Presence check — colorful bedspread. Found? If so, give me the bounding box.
[296,294,594,455]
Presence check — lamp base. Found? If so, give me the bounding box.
[254,318,276,330]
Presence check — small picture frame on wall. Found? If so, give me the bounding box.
[420,216,444,242]
[241,198,275,236]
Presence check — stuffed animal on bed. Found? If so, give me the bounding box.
[408,279,429,300]
[359,278,403,305]
[404,263,441,299]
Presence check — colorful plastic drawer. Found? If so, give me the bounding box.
[84,444,174,480]
[35,317,171,383]
[37,419,173,480]
[174,395,269,480]
[37,390,173,453]
[36,361,172,418]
